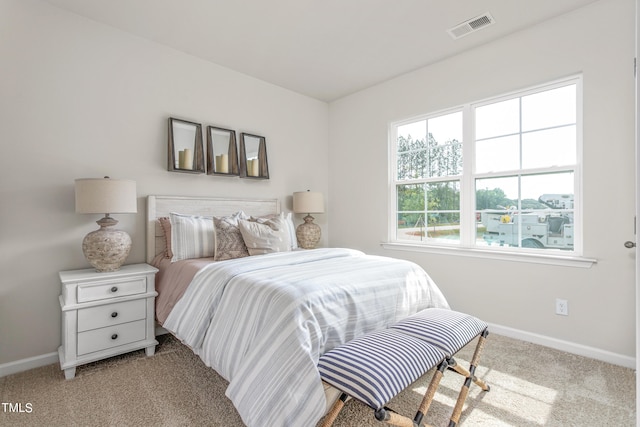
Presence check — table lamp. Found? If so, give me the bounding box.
[75,177,137,272]
[293,190,324,249]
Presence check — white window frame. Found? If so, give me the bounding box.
[384,75,595,268]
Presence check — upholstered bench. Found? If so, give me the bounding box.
[318,308,490,427]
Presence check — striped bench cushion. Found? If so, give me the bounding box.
[318,329,445,410]
[390,308,488,356]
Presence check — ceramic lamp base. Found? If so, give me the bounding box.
[82,217,131,272]
[296,214,321,249]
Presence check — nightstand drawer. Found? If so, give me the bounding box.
[77,299,146,332]
[77,277,146,303]
[77,319,147,356]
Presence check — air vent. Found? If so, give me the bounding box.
[447,13,495,40]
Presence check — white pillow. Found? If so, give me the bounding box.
[238,217,291,256]
[247,212,297,250]
[169,212,215,262]
[281,212,298,250]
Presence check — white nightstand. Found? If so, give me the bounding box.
[58,263,159,379]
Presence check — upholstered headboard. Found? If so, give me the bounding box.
[146,195,280,263]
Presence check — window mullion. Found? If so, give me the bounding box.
[518,96,523,247]
[461,104,475,247]
[389,125,399,242]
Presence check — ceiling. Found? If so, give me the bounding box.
[44,0,600,102]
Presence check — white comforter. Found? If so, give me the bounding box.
[163,248,449,427]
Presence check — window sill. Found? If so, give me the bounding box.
[380,242,596,268]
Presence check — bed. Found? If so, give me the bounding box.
[146,195,449,427]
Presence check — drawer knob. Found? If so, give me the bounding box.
[110,286,118,293]
[111,334,118,340]
[111,312,118,318]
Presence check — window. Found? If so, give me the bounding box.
[390,76,581,255]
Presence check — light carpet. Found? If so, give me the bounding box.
[0,333,635,426]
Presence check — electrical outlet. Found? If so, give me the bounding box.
[556,298,568,316]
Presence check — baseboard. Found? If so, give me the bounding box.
[1,324,634,377]
[0,351,59,378]
[489,322,635,369]
[1,329,170,378]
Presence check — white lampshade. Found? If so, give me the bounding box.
[75,178,137,214]
[293,191,324,214]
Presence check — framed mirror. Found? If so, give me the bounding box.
[239,133,269,179]
[168,117,204,173]
[207,126,239,176]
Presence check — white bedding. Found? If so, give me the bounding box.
[163,248,449,426]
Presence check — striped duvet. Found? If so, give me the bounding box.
[163,248,449,427]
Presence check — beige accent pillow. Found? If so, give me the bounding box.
[158,217,173,259]
[238,216,291,256]
[213,212,250,261]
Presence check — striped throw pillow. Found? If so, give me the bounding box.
[169,212,215,262]
[281,212,298,250]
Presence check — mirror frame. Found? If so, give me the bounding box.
[206,126,239,176]
[168,117,205,174]
[239,133,269,179]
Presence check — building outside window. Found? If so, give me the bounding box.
[390,76,581,255]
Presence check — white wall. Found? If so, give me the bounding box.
[0,0,329,365]
[328,0,636,360]
[1,0,635,370]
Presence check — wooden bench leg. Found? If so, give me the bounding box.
[375,408,418,427]
[320,393,348,427]
[467,329,490,392]
[448,360,490,392]
[323,392,419,427]
[413,359,448,426]
[374,358,449,427]
[448,329,490,427]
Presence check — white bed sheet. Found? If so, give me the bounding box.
[163,248,449,426]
